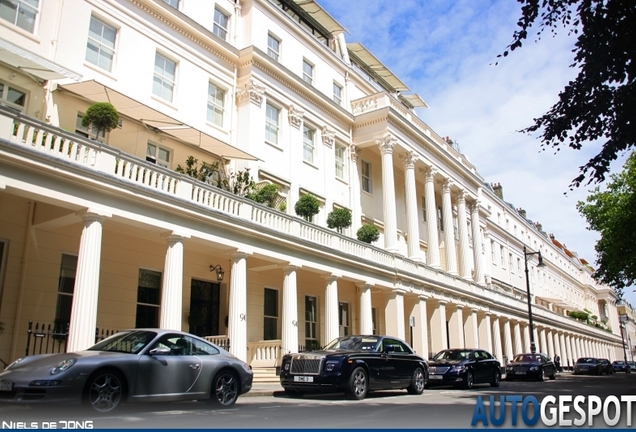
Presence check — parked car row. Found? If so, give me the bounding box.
[2,329,633,411]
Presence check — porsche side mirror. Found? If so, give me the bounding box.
[149,347,170,356]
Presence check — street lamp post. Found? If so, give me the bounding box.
[523,245,545,354]
[619,314,629,367]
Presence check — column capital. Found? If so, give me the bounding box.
[442,178,453,194]
[282,265,298,273]
[321,125,335,148]
[323,274,339,283]
[423,165,437,182]
[288,105,304,128]
[400,151,417,170]
[376,133,397,155]
[470,200,481,213]
[350,145,360,162]
[457,189,467,204]
[236,79,265,107]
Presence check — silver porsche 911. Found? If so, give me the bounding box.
[0,329,253,412]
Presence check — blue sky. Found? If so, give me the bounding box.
[318,0,635,306]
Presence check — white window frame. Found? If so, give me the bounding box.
[136,268,162,328]
[302,59,314,85]
[146,141,171,168]
[361,160,372,193]
[153,52,177,102]
[162,0,179,9]
[0,81,27,111]
[332,81,342,105]
[207,82,225,127]
[421,195,427,222]
[213,7,229,41]
[267,33,280,61]
[303,124,315,164]
[263,287,279,340]
[1,0,39,33]
[334,143,346,179]
[339,302,349,337]
[85,15,117,72]
[305,296,318,345]
[265,102,280,145]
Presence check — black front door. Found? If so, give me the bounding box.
[188,279,220,337]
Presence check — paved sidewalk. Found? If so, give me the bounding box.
[246,382,285,397]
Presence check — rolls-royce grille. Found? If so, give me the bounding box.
[290,357,322,374]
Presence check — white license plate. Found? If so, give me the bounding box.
[293,376,313,383]
[429,375,443,380]
[515,371,526,375]
[0,380,13,391]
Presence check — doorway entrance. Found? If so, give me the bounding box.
[188,279,220,338]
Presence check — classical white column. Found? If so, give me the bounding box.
[430,300,447,353]
[546,329,555,358]
[470,200,485,285]
[491,316,504,364]
[359,283,373,334]
[553,332,562,363]
[560,333,570,369]
[576,338,583,357]
[68,212,106,352]
[478,312,493,353]
[228,251,248,362]
[503,319,514,363]
[441,179,458,274]
[412,295,430,357]
[448,304,465,348]
[160,234,186,331]
[350,146,363,233]
[324,276,339,344]
[456,191,472,279]
[539,328,548,354]
[281,265,298,355]
[402,151,422,261]
[523,324,531,352]
[424,167,440,268]
[533,327,540,352]
[483,229,492,285]
[385,291,405,340]
[377,134,398,253]
[513,322,523,355]
[465,308,480,348]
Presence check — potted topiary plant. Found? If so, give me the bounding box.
[357,223,380,244]
[295,194,320,221]
[327,208,352,233]
[81,102,120,139]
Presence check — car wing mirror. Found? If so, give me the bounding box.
[383,344,395,354]
[149,347,170,356]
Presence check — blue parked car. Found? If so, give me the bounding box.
[612,361,632,373]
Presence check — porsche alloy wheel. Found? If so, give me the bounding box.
[348,367,368,400]
[86,369,124,413]
[407,368,425,395]
[211,371,239,407]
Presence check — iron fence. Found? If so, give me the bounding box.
[25,321,118,357]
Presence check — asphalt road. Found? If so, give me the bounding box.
[1,373,634,429]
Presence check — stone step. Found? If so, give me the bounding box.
[252,367,279,383]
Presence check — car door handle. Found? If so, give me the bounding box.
[189,364,201,370]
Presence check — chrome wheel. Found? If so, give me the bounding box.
[348,367,368,400]
[408,368,425,394]
[86,370,124,413]
[464,371,474,389]
[212,372,239,406]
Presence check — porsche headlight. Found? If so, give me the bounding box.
[50,358,77,375]
[6,357,24,370]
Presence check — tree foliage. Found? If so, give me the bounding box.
[294,194,320,221]
[357,223,380,244]
[576,152,636,298]
[502,0,636,187]
[327,208,352,233]
[176,156,255,197]
[247,183,280,208]
[82,102,120,136]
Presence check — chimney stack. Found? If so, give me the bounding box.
[492,182,503,200]
[517,207,526,219]
[534,221,543,232]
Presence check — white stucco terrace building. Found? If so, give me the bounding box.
[0,0,623,377]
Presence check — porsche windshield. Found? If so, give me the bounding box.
[324,336,380,351]
[88,330,157,354]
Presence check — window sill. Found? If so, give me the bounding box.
[83,61,118,81]
[205,120,228,134]
[303,159,319,170]
[0,20,40,43]
[265,140,283,151]
[335,176,348,186]
[151,94,178,111]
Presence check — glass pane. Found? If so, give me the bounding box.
[264,317,277,340]
[264,288,278,316]
[55,293,73,325]
[58,254,77,294]
[16,4,36,33]
[136,304,159,328]
[7,87,25,106]
[158,147,170,163]
[0,1,18,26]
